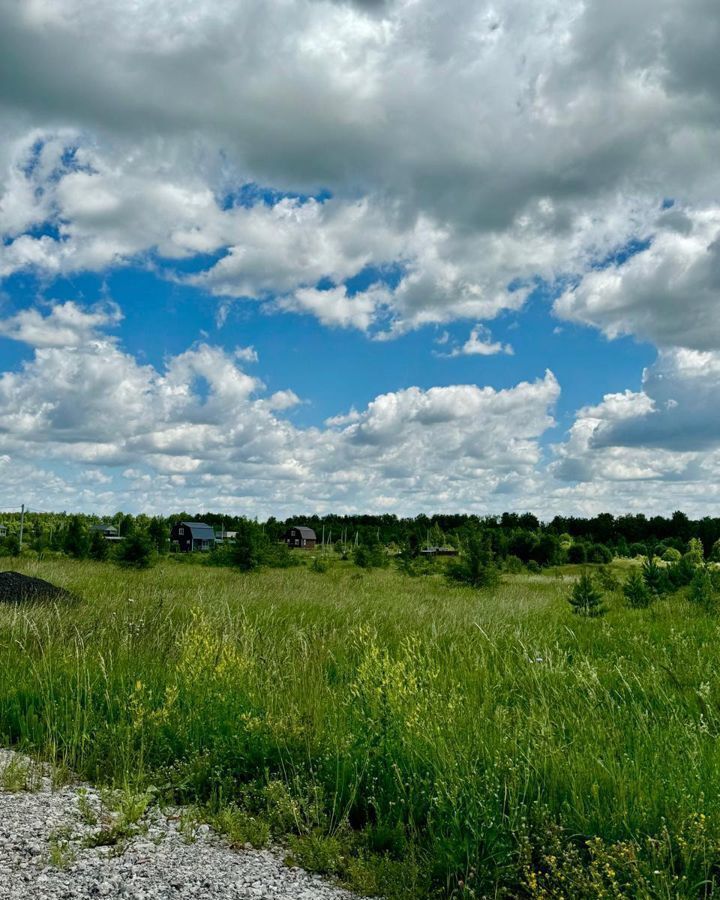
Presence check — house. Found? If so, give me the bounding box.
[170,521,216,552]
[214,529,237,543]
[90,524,122,541]
[281,526,317,549]
[0,524,7,539]
[420,546,459,557]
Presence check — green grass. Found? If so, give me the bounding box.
[1,556,720,896]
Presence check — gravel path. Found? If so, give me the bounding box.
[0,751,359,900]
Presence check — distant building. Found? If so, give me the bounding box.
[214,529,238,543]
[170,521,216,552]
[0,524,7,538]
[281,526,317,549]
[420,546,459,557]
[90,524,122,541]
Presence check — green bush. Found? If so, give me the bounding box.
[115,532,154,568]
[568,572,605,616]
[689,567,716,611]
[446,538,499,588]
[622,571,652,608]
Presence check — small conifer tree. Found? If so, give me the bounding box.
[642,555,670,596]
[568,571,605,617]
[89,530,109,561]
[689,567,716,611]
[623,571,651,608]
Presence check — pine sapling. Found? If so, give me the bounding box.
[568,571,605,617]
[622,571,652,608]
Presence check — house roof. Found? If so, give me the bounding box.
[291,526,316,540]
[90,524,118,534]
[180,522,216,540]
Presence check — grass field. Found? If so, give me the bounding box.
[1,556,720,897]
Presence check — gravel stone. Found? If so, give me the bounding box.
[0,751,359,900]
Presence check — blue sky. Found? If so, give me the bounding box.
[0,0,719,517]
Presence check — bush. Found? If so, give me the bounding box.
[63,516,88,559]
[115,532,154,568]
[503,555,525,574]
[596,565,620,592]
[667,552,699,589]
[662,547,682,563]
[567,543,587,564]
[642,556,670,596]
[0,534,20,557]
[447,538,499,589]
[689,568,716,611]
[623,571,652,608]
[568,572,605,616]
[311,555,330,573]
[89,530,110,561]
[353,544,387,569]
[588,543,613,564]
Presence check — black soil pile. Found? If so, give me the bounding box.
[0,571,75,604]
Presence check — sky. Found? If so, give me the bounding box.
[1,0,719,518]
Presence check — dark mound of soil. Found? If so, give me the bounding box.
[0,571,75,604]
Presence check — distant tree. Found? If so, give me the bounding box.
[232,520,265,571]
[623,571,652,608]
[63,516,88,559]
[89,530,109,561]
[116,531,154,568]
[711,539,720,563]
[1,533,20,557]
[687,538,705,564]
[568,572,605,617]
[567,543,587,564]
[662,547,682,563]
[148,517,169,553]
[588,543,613,564]
[630,542,649,558]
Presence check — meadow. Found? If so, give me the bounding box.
[1,555,720,898]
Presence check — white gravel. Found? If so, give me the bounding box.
[0,751,359,900]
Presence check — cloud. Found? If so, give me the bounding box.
[3,0,720,336]
[0,301,122,348]
[447,325,513,357]
[0,305,560,514]
[554,207,720,351]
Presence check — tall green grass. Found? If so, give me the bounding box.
[1,557,720,897]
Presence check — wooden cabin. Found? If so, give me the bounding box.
[281,526,317,549]
[171,521,216,552]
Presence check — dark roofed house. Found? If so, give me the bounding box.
[0,525,7,539]
[90,524,121,541]
[171,521,216,552]
[281,526,317,549]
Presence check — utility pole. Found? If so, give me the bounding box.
[19,504,25,551]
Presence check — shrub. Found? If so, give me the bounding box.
[623,571,652,608]
[447,538,499,589]
[63,516,88,559]
[311,555,330,573]
[353,544,387,569]
[689,568,716,611]
[662,547,682,563]
[567,543,587,564]
[595,565,620,592]
[89,530,109,561]
[568,572,605,616]
[115,532,154,568]
[642,556,670,596]
[588,543,613,564]
[503,555,525,574]
[667,552,699,589]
